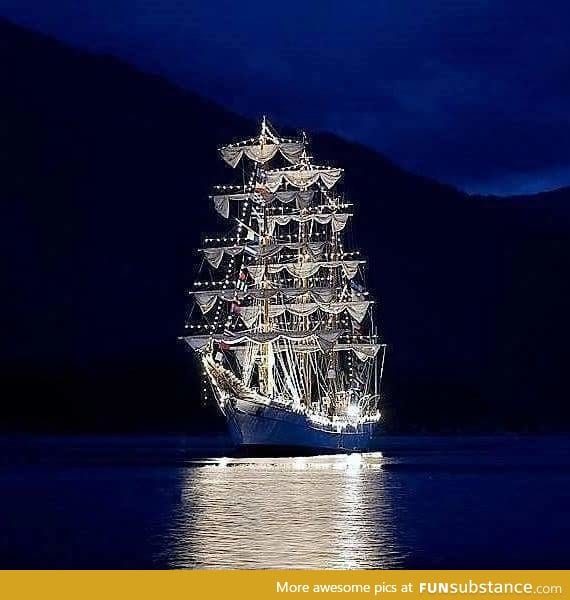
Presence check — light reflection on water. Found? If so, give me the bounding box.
[167,453,403,569]
[1,437,570,568]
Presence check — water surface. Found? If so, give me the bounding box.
[0,436,569,568]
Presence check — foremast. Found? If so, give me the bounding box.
[184,118,385,424]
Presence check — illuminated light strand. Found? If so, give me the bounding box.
[219,136,301,149]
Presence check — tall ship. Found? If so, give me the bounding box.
[182,118,387,452]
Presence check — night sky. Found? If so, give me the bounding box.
[1,0,569,195]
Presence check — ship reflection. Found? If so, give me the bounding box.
[166,453,404,569]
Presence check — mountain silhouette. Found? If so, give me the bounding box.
[1,19,568,433]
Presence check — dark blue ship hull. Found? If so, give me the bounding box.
[222,396,377,453]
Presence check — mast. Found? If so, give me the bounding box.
[258,115,272,397]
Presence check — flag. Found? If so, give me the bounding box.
[255,183,272,201]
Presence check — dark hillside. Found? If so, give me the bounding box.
[1,19,568,432]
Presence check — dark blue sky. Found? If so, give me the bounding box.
[1,0,569,194]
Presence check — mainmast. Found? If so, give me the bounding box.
[258,115,272,397]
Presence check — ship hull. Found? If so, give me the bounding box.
[222,396,377,453]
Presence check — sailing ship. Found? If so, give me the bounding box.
[182,118,387,452]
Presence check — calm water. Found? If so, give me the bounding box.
[0,436,569,569]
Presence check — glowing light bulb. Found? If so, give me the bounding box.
[347,404,360,419]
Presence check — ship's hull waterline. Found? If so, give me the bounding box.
[221,396,378,453]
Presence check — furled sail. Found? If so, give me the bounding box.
[219,141,304,168]
[211,190,316,217]
[236,300,372,326]
[248,260,364,282]
[183,335,382,361]
[268,190,315,208]
[264,167,343,192]
[191,286,342,313]
[200,245,246,269]
[265,212,350,234]
[343,343,383,361]
[183,330,342,351]
[199,241,326,267]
